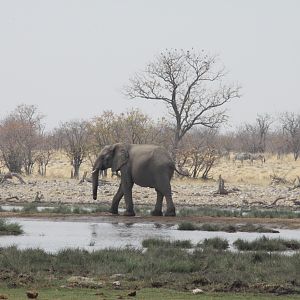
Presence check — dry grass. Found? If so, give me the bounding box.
[3,151,299,186]
[210,153,300,186]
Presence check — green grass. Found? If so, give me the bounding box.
[0,246,300,294]
[177,207,242,217]
[22,202,39,213]
[177,207,300,219]
[0,218,23,235]
[198,237,229,250]
[233,236,300,251]
[246,209,300,219]
[90,205,110,213]
[142,238,192,248]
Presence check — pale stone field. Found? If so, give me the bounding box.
[1,151,299,208]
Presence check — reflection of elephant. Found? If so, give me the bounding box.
[92,143,176,216]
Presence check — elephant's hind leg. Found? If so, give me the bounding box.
[151,189,163,216]
[164,193,176,216]
[156,179,176,217]
[109,184,124,215]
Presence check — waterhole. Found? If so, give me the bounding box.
[1,217,300,253]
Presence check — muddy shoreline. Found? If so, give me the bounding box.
[2,211,300,229]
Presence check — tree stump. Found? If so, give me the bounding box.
[215,175,228,195]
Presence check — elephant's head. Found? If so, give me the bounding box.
[92,143,129,200]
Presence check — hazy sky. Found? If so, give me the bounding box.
[0,0,299,130]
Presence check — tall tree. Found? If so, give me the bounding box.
[125,49,240,158]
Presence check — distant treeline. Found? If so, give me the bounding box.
[0,104,299,178]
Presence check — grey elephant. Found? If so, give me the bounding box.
[92,143,176,216]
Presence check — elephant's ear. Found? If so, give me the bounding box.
[111,143,129,172]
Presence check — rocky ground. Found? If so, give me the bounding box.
[0,175,299,209]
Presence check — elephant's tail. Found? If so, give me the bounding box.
[174,167,190,177]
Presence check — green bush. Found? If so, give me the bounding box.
[233,236,300,251]
[198,237,229,250]
[142,238,192,248]
[177,222,197,230]
[0,219,23,235]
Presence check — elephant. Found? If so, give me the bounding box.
[92,143,176,217]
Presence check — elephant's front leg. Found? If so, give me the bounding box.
[121,174,135,216]
[122,182,135,216]
[109,183,124,215]
[151,189,163,216]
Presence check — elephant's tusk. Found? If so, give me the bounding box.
[91,169,98,174]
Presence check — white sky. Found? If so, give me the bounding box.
[0,0,299,130]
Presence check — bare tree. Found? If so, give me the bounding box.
[177,128,218,178]
[0,104,44,174]
[125,49,240,158]
[35,133,55,176]
[255,114,273,152]
[60,120,90,179]
[236,114,272,153]
[280,112,300,161]
[0,117,24,173]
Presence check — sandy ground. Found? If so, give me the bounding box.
[0,175,299,209]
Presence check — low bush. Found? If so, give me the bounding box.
[198,237,229,250]
[142,238,192,248]
[177,222,197,230]
[0,219,23,235]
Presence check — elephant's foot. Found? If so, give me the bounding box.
[164,208,176,217]
[151,209,163,216]
[123,210,136,217]
[109,207,119,215]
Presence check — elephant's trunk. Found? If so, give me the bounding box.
[92,157,101,200]
[92,168,99,200]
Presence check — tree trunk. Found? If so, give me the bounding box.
[73,164,80,179]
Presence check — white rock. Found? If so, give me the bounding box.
[192,288,204,294]
[113,281,121,287]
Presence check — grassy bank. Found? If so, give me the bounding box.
[0,244,300,295]
[177,207,300,219]
[3,203,300,220]
[178,222,279,233]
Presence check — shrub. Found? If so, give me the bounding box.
[233,236,300,251]
[198,237,229,250]
[177,222,197,230]
[142,238,192,248]
[0,219,23,235]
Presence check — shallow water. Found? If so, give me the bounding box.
[1,217,300,253]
